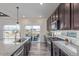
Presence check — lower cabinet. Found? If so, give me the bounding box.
[53,44,68,56]
[53,44,59,56]
[44,37,68,56]
[47,40,51,55]
[11,45,24,56]
[59,49,68,56]
[11,39,31,56]
[24,40,31,56]
[44,36,48,47]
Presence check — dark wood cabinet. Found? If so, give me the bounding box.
[11,38,31,56]
[51,14,55,22]
[53,44,59,56]
[53,43,68,56]
[58,4,65,30]
[24,39,31,56]
[51,11,56,22]
[59,49,68,56]
[55,8,58,21]
[58,3,70,30]
[64,3,71,30]
[47,19,49,31]
[11,45,24,56]
[47,3,79,31]
[71,3,79,30]
[47,17,52,31]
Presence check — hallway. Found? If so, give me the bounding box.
[28,42,50,56]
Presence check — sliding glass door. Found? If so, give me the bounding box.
[25,25,40,42]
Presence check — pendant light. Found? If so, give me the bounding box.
[16,6,20,33]
[16,6,19,24]
[15,6,21,42]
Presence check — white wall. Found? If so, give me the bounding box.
[0,17,47,42]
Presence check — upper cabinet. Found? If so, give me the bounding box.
[47,19,49,31]
[47,17,52,31]
[71,3,79,30]
[58,4,65,30]
[52,12,56,22]
[59,3,70,30]
[55,8,58,21]
[64,3,71,30]
[47,3,79,31]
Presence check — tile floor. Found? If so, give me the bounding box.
[28,42,50,56]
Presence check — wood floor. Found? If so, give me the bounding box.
[28,42,50,56]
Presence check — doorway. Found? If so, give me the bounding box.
[25,25,40,42]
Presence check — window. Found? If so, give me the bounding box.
[25,25,40,41]
[3,25,20,44]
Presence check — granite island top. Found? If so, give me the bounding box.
[53,41,77,56]
[0,37,31,56]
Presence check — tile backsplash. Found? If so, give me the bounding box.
[61,32,67,36]
[60,30,78,38]
[67,32,77,38]
[52,30,79,46]
[51,30,79,39]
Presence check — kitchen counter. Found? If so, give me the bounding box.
[0,37,31,56]
[53,41,77,56]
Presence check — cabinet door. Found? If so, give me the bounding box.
[52,12,56,22]
[49,17,52,31]
[47,19,49,31]
[47,19,50,31]
[53,44,59,56]
[59,49,68,56]
[71,3,74,29]
[12,46,24,56]
[47,17,51,31]
[64,3,71,30]
[55,8,58,21]
[59,4,65,30]
[71,3,79,29]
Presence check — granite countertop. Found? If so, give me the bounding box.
[0,37,31,56]
[53,41,77,56]
[46,35,78,56]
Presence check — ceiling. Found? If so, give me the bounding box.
[0,3,59,19]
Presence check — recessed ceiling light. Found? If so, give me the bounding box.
[40,2,43,5]
[39,16,42,18]
[23,15,26,18]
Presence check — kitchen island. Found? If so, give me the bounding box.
[0,37,31,56]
